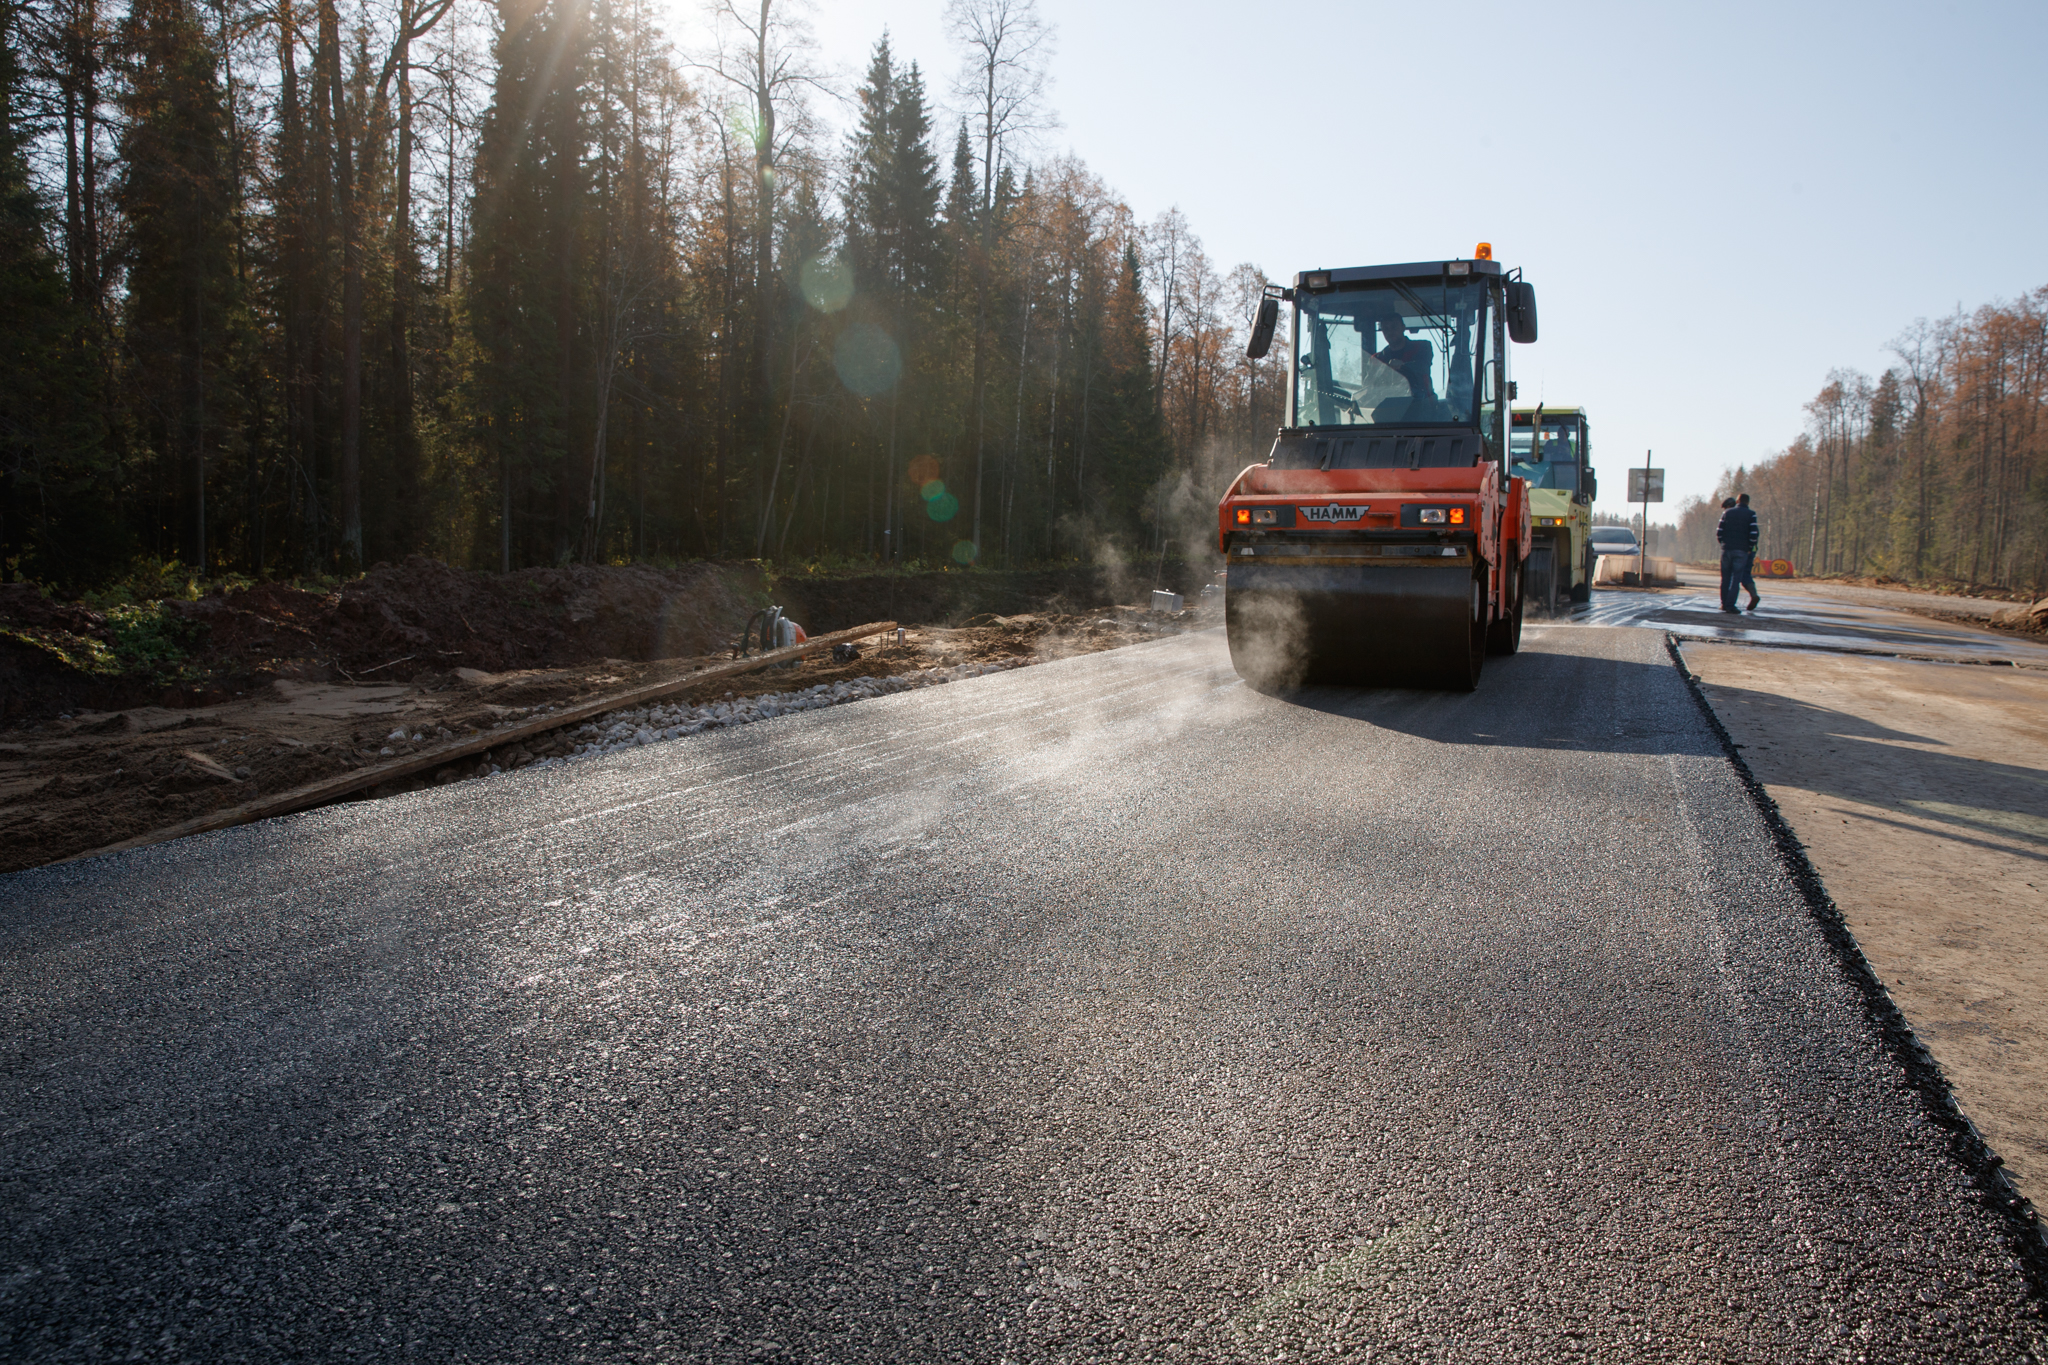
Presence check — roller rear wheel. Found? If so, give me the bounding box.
[1451,575,1486,691]
[1486,560,1523,656]
[1526,544,1557,617]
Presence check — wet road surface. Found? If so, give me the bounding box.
[3,626,2042,1362]
[1568,573,2048,668]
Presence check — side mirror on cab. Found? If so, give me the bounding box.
[1582,468,1597,501]
[1246,293,1281,360]
[1507,280,1539,344]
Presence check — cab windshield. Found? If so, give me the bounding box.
[1510,420,1582,491]
[1291,278,1493,429]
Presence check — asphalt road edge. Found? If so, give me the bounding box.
[1665,632,2048,1302]
[1660,629,2048,672]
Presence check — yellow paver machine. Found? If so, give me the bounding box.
[1508,405,1596,613]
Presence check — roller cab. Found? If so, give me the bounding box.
[1509,405,1597,613]
[1221,250,1538,690]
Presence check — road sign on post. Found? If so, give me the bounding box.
[1630,454,1664,584]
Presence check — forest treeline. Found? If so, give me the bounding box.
[1672,287,2048,592]
[0,0,1284,590]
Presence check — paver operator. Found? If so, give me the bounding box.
[1718,492,1761,613]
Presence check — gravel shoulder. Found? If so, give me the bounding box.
[1679,641,2048,1210]
[1,608,1189,872]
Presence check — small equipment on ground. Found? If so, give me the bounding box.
[734,605,807,662]
[1218,245,1539,690]
[1509,405,1596,612]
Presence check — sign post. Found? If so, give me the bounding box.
[1626,453,1664,584]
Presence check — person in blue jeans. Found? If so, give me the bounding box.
[1717,493,1761,612]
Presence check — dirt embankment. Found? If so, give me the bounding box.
[766,565,1153,634]
[0,556,766,719]
[1991,598,2048,634]
[1,553,1207,872]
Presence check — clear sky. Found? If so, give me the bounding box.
[705,0,2047,517]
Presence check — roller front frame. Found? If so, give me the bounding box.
[1224,544,1486,689]
[1215,450,1530,691]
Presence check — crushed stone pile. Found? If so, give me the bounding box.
[479,659,1028,778]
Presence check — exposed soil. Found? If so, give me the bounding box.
[1679,563,2037,606]
[1989,598,2048,635]
[0,604,1203,873]
[1788,571,2034,603]
[1911,605,2048,641]
[0,556,767,719]
[1682,642,2048,1207]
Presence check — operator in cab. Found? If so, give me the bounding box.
[1376,318,1435,402]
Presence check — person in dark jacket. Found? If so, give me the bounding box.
[1717,493,1761,612]
[1375,319,1436,403]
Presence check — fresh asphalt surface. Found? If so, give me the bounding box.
[3,626,2042,1362]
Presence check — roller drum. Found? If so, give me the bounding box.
[1226,558,1484,690]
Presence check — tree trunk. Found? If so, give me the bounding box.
[389,1,419,556]
[60,0,102,312]
[751,0,777,538]
[190,284,205,570]
[276,0,318,567]
[321,0,363,567]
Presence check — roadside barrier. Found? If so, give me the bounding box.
[1594,553,1678,587]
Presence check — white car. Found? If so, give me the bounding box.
[1588,526,1641,558]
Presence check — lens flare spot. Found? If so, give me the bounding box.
[920,479,946,502]
[799,256,853,313]
[925,491,960,523]
[907,454,941,486]
[833,323,902,397]
[951,540,978,565]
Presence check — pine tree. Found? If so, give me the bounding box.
[1095,242,1170,524]
[884,63,941,300]
[845,40,940,306]
[844,37,943,558]
[467,0,595,568]
[117,0,241,571]
[0,0,107,583]
[942,121,977,253]
[843,37,895,299]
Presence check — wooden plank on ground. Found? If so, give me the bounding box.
[64,620,898,864]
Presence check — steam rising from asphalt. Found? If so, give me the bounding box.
[1072,434,1259,613]
[1225,587,1308,693]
